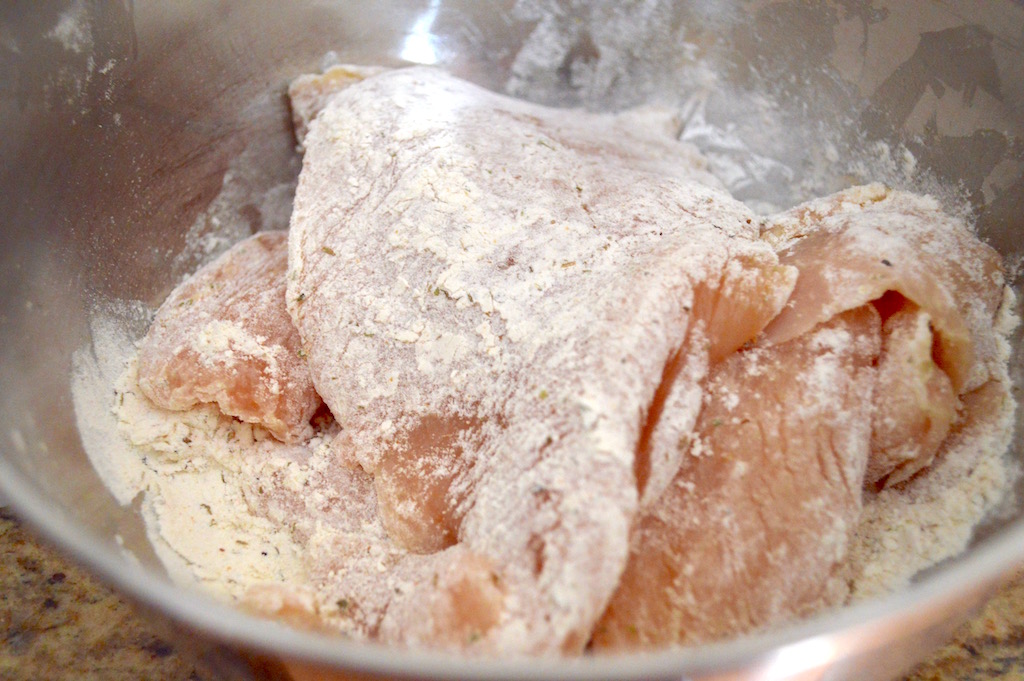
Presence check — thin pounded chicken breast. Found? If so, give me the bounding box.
[286,66,795,653]
[760,185,1006,488]
[595,307,880,648]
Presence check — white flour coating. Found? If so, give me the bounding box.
[72,313,310,598]
[286,67,798,653]
[188,319,286,403]
[118,357,310,598]
[47,0,92,54]
[70,66,1020,653]
[846,287,1020,598]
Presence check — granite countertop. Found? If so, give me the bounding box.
[2,505,1023,681]
[0,507,288,681]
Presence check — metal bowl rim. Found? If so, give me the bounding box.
[3,449,1023,679]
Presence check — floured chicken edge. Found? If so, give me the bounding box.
[97,64,1019,656]
[596,306,882,649]
[136,231,322,443]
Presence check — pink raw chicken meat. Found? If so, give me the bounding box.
[596,185,1008,648]
[595,307,880,648]
[760,185,1004,393]
[760,185,1006,487]
[286,66,796,654]
[137,231,321,443]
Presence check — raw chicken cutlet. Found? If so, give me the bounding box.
[286,66,793,654]
[114,64,1015,656]
[595,184,1010,649]
[595,307,881,648]
[136,231,321,443]
[761,185,1006,487]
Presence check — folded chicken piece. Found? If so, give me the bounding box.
[125,66,1012,656]
[136,231,321,443]
[760,185,1006,487]
[594,306,881,649]
[760,185,1004,394]
[868,305,956,487]
[593,184,1009,648]
[287,67,795,654]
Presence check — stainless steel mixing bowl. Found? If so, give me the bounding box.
[2,1,1023,679]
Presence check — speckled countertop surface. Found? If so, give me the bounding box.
[2,504,1023,681]
[0,507,289,681]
